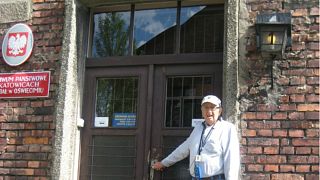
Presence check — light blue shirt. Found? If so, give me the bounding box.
[161,119,240,180]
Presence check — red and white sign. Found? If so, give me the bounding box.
[2,23,34,66]
[0,71,50,98]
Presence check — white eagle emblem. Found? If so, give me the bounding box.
[7,33,28,56]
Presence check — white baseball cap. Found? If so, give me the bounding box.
[201,95,221,107]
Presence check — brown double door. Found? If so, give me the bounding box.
[80,61,222,180]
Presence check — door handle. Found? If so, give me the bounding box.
[149,147,161,180]
[150,159,157,180]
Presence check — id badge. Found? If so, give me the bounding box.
[194,163,201,178]
[195,155,203,162]
[194,155,203,178]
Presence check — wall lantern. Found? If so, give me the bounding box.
[256,12,292,59]
[255,12,292,88]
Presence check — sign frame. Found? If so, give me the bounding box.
[1,23,34,66]
[0,71,51,98]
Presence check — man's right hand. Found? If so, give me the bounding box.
[152,161,165,171]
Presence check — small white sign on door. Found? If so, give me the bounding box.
[192,119,204,127]
[94,117,109,127]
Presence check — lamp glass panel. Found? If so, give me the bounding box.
[260,29,286,52]
[261,31,284,45]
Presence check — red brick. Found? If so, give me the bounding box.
[308,156,319,163]
[3,161,14,168]
[244,174,270,180]
[0,168,9,174]
[296,165,310,172]
[288,130,305,137]
[40,145,52,152]
[256,112,271,119]
[305,112,320,119]
[288,156,306,164]
[279,165,295,172]
[264,147,279,154]
[271,174,304,180]
[247,164,263,172]
[307,60,319,68]
[242,129,256,137]
[296,147,312,154]
[29,145,41,152]
[1,123,25,130]
[33,17,59,25]
[306,174,319,180]
[34,169,46,176]
[292,138,319,146]
[292,34,308,42]
[297,104,319,111]
[292,9,308,16]
[248,121,280,129]
[308,42,319,50]
[248,147,262,154]
[266,155,287,163]
[31,101,43,107]
[290,94,305,102]
[273,130,287,137]
[32,10,53,17]
[310,7,320,16]
[265,165,278,172]
[279,95,290,103]
[306,129,319,137]
[312,147,319,155]
[23,137,49,145]
[285,85,313,94]
[257,104,279,111]
[311,165,319,172]
[292,43,306,51]
[307,77,319,85]
[33,2,64,11]
[279,104,297,111]
[289,60,306,67]
[288,112,304,120]
[281,121,313,129]
[306,95,319,103]
[290,76,306,85]
[241,112,256,120]
[16,146,28,152]
[28,161,40,168]
[277,77,290,85]
[272,112,287,119]
[10,168,34,175]
[242,155,255,163]
[307,33,320,42]
[310,25,320,32]
[44,100,54,107]
[257,129,272,136]
[248,138,279,146]
[306,69,320,77]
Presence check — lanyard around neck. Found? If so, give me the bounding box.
[197,123,214,155]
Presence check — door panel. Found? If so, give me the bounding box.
[151,63,222,180]
[80,66,148,180]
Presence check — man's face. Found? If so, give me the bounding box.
[201,102,222,125]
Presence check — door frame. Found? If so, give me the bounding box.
[80,53,223,180]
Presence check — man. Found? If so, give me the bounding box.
[152,95,240,180]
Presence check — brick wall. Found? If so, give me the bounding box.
[0,0,64,179]
[240,0,319,180]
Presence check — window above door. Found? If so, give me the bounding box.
[88,0,224,58]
